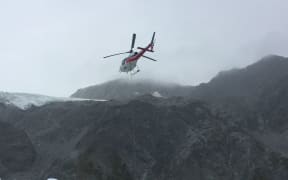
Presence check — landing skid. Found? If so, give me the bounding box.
[131,69,140,76]
[129,66,140,76]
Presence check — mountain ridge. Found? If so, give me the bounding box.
[71,78,193,100]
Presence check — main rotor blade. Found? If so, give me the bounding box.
[130,33,136,51]
[103,51,130,59]
[142,55,157,61]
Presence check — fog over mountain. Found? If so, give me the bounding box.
[71,55,288,102]
[71,79,193,100]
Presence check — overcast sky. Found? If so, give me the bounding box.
[0,0,288,96]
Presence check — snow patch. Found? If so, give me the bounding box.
[152,91,163,98]
[134,91,140,95]
[0,92,106,110]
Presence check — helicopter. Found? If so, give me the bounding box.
[103,32,157,75]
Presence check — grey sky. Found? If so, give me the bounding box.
[0,0,287,96]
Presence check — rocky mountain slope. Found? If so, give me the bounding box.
[1,97,288,180]
[0,120,36,176]
[1,55,288,179]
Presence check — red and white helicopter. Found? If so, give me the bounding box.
[103,32,157,75]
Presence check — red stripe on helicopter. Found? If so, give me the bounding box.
[126,44,152,63]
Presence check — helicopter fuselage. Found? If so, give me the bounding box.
[119,43,153,73]
[120,56,138,72]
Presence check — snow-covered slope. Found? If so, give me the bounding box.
[0,92,106,110]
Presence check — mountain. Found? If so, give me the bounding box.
[71,79,193,101]
[1,55,288,179]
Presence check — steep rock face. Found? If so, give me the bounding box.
[257,75,288,131]
[188,55,288,131]
[0,121,36,176]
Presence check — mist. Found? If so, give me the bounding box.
[0,0,287,96]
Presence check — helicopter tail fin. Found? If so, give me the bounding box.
[137,32,156,52]
[149,32,155,52]
[146,32,155,52]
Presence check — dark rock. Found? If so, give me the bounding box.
[0,121,36,174]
